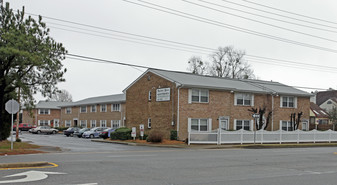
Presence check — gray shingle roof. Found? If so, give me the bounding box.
[60,94,126,107]
[125,69,311,97]
[34,101,71,109]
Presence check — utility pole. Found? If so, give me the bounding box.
[15,87,21,140]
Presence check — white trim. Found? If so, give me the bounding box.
[80,106,87,113]
[80,120,87,128]
[90,120,96,128]
[111,104,121,112]
[100,120,107,127]
[188,118,191,132]
[188,89,192,104]
[91,105,97,113]
[208,118,212,131]
[234,94,238,106]
[148,90,152,101]
[100,104,107,112]
[233,119,237,130]
[251,95,255,107]
[294,97,298,108]
[148,118,151,128]
[250,120,254,131]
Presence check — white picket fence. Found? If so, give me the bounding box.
[188,129,337,145]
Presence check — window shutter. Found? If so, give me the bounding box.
[48,120,50,126]
[280,96,283,108]
[208,118,212,132]
[38,109,41,115]
[188,89,192,104]
[251,94,254,106]
[294,97,298,108]
[48,109,50,115]
[279,121,282,131]
[233,119,237,130]
[250,120,254,131]
[188,118,191,132]
[234,94,237,106]
[38,120,40,126]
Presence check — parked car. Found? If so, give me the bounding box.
[13,123,34,131]
[63,127,80,137]
[31,126,58,134]
[99,128,116,139]
[82,127,107,139]
[73,128,90,138]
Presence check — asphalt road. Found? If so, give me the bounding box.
[1,132,337,185]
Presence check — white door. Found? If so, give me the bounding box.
[219,119,228,131]
[54,119,59,128]
[302,122,309,131]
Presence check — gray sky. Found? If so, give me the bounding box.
[5,0,337,101]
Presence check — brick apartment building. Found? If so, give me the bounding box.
[124,69,311,140]
[59,94,126,129]
[22,101,70,127]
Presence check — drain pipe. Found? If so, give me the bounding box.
[177,85,182,139]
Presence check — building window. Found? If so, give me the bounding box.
[100,120,107,127]
[65,120,71,127]
[148,118,151,128]
[148,91,152,101]
[80,106,87,113]
[111,120,121,129]
[65,107,71,114]
[235,93,253,106]
[112,104,120,112]
[91,105,96,112]
[318,119,329,124]
[235,120,251,131]
[191,89,209,103]
[100,104,107,112]
[281,96,295,108]
[191,118,208,132]
[80,120,87,128]
[281,121,294,131]
[327,101,332,104]
[39,109,50,115]
[39,120,49,126]
[90,120,96,128]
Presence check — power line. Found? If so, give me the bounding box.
[66,53,330,91]
[123,0,337,54]
[242,0,337,26]
[25,13,337,72]
[183,0,337,43]
[195,0,337,34]
[221,0,337,29]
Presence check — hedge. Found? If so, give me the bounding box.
[110,127,132,140]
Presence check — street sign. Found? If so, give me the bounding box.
[139,124,144,137]
[5,99,19,114]
[252,113,260,119]
[131,127,136,140]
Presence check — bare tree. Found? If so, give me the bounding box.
[290,112,303,130]
[328,107,337,130]
[187,56,207,75]
[48,89,73,102]
[248,106,272,130]
[187,46,255,79]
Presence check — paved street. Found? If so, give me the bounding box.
[1,133,337,185]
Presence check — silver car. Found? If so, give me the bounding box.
[31,126,58,134]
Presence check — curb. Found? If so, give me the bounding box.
[91,139,186,148]
[0,161,49,168]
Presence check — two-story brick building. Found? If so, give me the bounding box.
[124,69,311,140]
[59,94,126,129]
[22,101,70,127]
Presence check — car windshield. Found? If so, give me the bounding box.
[79,128,88,132]
[103,128,110,131]
[90,128,97,131]
[66,128,72,131]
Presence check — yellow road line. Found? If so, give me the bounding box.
[0,162,58,170]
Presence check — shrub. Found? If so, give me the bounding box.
[54,127,68,132]
[16,138,21,142]
[139,134,148,140]
[170,130,177,140]
[110,127,131,140]
[147,132,163,143]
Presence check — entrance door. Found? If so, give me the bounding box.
[73,119,78,127]
[54,119,59,128]
[302,121,309,131]
[219,119,229,131]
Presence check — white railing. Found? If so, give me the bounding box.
[188,129,337,145]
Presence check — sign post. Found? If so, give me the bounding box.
[252,113,260,144]
[5,99,20,150]
[131,127,136,140]
[139,124,144,140]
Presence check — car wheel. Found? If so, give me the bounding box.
[90,134,94,139]
[70,133,74,137]
[37,130,41,134]
[66,135,69,137]
[52,130,57,134]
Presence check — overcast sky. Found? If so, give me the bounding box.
[5,0,337,101]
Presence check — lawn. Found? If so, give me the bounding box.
[0,140,44,155]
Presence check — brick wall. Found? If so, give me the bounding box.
[22,108,61,127]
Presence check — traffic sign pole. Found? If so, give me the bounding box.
[11,109,14,150]
[5,99,20,150]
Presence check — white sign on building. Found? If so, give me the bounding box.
[156,88,170,101]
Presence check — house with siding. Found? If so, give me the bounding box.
[22,101,70,127]
[59,94,126,129]
[124,69,311,140]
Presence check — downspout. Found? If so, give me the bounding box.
[272,95,274,131]
[177,85,182,139]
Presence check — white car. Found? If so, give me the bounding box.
[31,126,58,134]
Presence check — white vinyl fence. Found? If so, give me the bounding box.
[188,129,337,145]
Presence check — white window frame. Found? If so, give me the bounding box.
[188,118,212,132]
[188,89,209,103]
[90,120,96,128]
[148,91,152,101]
[148,118,151,129]
[39,109,50,115]
[65,107,72,114]
[233,119,253,131]
[100,120,107,127]
[280,121,294,131]
[80,120,87,128]
[100,104,107,112]
[112,104,121,112]
[280,96,297,108]
[111,120,121,129]
[38,120,50,126]
[234,93,254,106]
[80,106,87,113]
[65,120,71,127]
[91,105,97,113]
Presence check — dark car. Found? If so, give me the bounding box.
[73,128,90,138]
[99,128,116,139]
[63,127,80,137]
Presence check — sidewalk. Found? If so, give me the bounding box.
[91,139,337,149]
